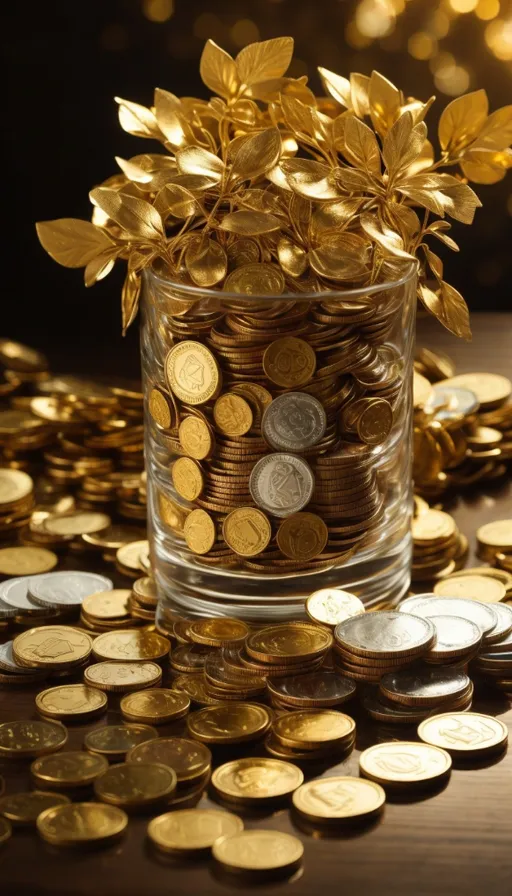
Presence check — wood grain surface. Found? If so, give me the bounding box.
[0,313,511,896]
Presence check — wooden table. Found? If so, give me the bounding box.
[1,313,511,896]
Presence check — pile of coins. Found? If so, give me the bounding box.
[413,351,512,498]
[411,504,467,583]
[148,289,405,574]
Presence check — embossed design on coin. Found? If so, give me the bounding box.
[127,736,211,782]
[213,393,253,437]
[84,725,158,759]
[121,690,190,725]
[178,416,213,460]
[334,612,435,659]
[246,623,332,663]
[184,509,216,555]
[399,595,498,637]
[13,626,93,669]
[277,512,328,561]
[212,757,303,802]
[172,457,204,502]
[31,751,109,788]
[359,742,452,786]
[418,712,508,756]
[92,630,170,663]
[166,341,220,405]
[36,802,127,846]
[292,776,385,822]
[28,571,113,608]
[148,808,243,855]
[94,762,177,807]
[306,589,365,627]
[380,666,470,706]
[84,662,162,693]
[263,337,316,388]
[0,791,70,826]
[187,704,271,745]
[224,263,285,296]
[262,392,326,451]
[249,453,314,518]
[222,507,271,557]
[149,387,173,429]
[212,829,303,874]
[0,720,67,758]
[35,684,107,720]
[273,709,355,749]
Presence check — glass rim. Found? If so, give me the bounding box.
[147,259,418,302]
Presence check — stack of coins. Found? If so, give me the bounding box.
[79,588,138,633]
[0,469,36,542]
[476,519,512,565]
[128,576,159,623]
[378,665,473,717]
[333,611,436,683]
[411,506,467,583]
[265,708,356,762]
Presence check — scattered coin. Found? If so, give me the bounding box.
[0,791,70,826]
[13,626,93,669]
[127,736,211,783]
[84,725,158,760]
[272,709,355,750]
[437,373,511,409]
[266,671,356,708]
[82,589,131,620]
[92,630,170,662]
[433,574,506,603]
[476,519,512,560]
[380,666,471,707]
[94,761,177,808]
[31,751,109,789]
[43,511,110,537]
[35,684,107,721]
[116,540,149,574]
[37,802,128,847]
[425,615,482,662]
[211,757,303,804]
[359,742,452,788]
[0,468,34,505]
[148,808,243,855]
[292,776,385,823]
[418,712,508,757]
[28,571,113,609]
[212,829,304,876]
[214,393,253,437]
[306,589,365,627]
[335,612,435,659]
[0,546,58,576]
[188,617,249,647]
[172,456,204,501]
[120,689,190,724]
[224,263,285,295]
[399,594,498,638]
[246,623,332,664]
[187,703,271,745]
[84,661,162,693]
[0,641,47,675]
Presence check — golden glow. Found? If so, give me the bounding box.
[476,0,500,20]
[485,18,512,59]
[449,0,478,12]
[430,10,451,38]
[429,51,455,73]
[355,0,396,38]
[434,62,471,96]
[230,19,261,48]
[142,0,174,23]
[345,20,373,48]
[408,32,437,60]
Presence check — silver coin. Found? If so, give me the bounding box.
[484,602,512,644]
[479,627,512,654]
[267,671,356,707]
[334,611,435,658]
[363,694,432,724]
[262,392,326,452]
[249,453,314,518]
[0,577,53,614]
[0,597,18,619]
[426,615,482,660]
[380,666,470,706]
[27,571,113,608]
[399,594,498,638]
[0,641,47,675]
[424,386,479,421]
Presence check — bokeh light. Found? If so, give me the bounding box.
[449,0,478,13]
[409,32,437,60]
[142,0,174,23]
[355,0,396,38]
[485,18,512,59]
[475,0,500,20]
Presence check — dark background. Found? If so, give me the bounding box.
[4,0,512,375]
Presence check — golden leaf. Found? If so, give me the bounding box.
[400,97,435,126]
[404,138,435,176]
[89,188,164,241]
[154,184,199,220]
[310,234,369,280]
[277,237,308,278]
[472,105,512,151]
[281,95,315,142]
[235,37,294,88]
[115,97,161,140]
[387,203,421,242]
[128,153,177,171]
[36,219,115,268]
[422,244,443,280]
[350,73,371,118]
[368,72,401,137]
[121,270,142,335]
[115,157,153,184]
[282,159,339,200]
[396,173,447,216]
[332,111,350,153]
[170,173,221,191]
[382,113,427,178]
[438,89,488,154]
[310,199,363,241]
[318,67,351,108]
[429,230,459,252]
[185,238,227,287]
[433,174,482,224]
[218,210,282,236]
[360,213,413,259]
[343,115,381,176]
[461,148,512,185]
[242,188,285,216]
[332,167,372,193]
[230,128,282,183]
[267,164,292,191]
[84,248,120,287]
[176,146,225,182]
[129,247,159,272]
[200,40,240,100]
[418,281,471,341]
[154,89,193,149]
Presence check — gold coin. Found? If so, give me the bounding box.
[132,577,158,606]
[0,468,33,506]
[0,546,57,576]
[438,373,511,409]
[116,540,150,573]
[149,387,173,429]
[356,398,393,445]
[292,776,385,823]
[224,263,285,295]
[0,816,12,846]
[211,757,303,803]
[213,393,253,437]
[0,791,69,826]
[158,492,189,533]
[31,751,109,788]
[359,741,452,787]
[187,703,271,745]
[411,509,456,543]
[188,617,249,647]
[179,415,213,460]
[84,661,162,693]
[43,511,110,536]
[127,736,211,783]
[0,720,67,758]
[0,339,48,372]
[222,507,271,557]
[433,574,506,603]
[82,589,131,620]
[94,761,177,808]
[245,623,333,664]
[83,525,147,550]
[273,709,355,750]
[173,673,223,706]
[418,712,508,756]
[184,508,216,555]
[306,589,365,627]
[477,520,512,552]
[36,802,128,846]
[92,630,170,662]
[84,724,158,760]
[35,684,107,721]
[13,626,93,669]
[212,829,303,874]
[263,337,316,388]
[277,512,328,561]
[172,456,204,501]
[120,689,190,724]
[166,340,220,405]
[148,808,243,855]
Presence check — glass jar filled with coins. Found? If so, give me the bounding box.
[142,262,417,621]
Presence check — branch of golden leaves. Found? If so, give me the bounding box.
[36,37,512,338]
